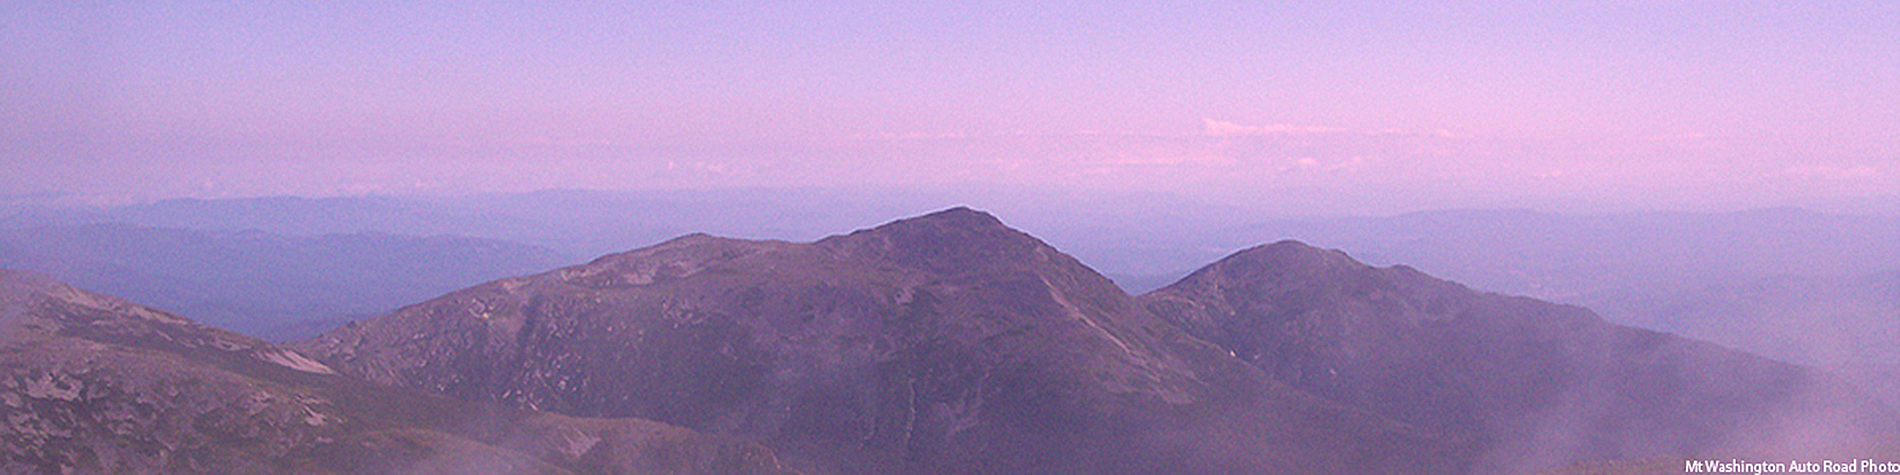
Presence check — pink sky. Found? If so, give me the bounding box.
[4,2,1896,214]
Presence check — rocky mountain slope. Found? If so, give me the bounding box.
[293,208,1898,474]
[300,208,1463,474]
[0,269,793,474]
[1140,241,1899,473]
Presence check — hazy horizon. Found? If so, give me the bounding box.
[7,2,1897,214]
[7,185,1899,220]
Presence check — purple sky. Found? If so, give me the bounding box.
[5,1,1897,214]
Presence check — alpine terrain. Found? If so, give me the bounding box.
[300,208,1461,474]
[300,208,1900,474]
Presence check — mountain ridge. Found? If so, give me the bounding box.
[17,205,1885,474]
[300,207,1467,474]
[300,207,1900,474]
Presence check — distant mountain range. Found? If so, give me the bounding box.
[1587,270,1900,407]
[12,190,1896,297]
[0,223,570,340]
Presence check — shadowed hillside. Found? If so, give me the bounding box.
[1140,241,1899,473]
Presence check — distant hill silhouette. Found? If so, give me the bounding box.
[0,223,569,340]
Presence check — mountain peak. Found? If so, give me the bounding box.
[1211,239,1368,277]
[1240,238,1348,258]
[886,206,1006,231]
[816,206,1054,274]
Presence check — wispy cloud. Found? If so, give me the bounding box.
[1201,119,1467,140]
[1783,164,1880,181]
[1202,119,1349,137]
